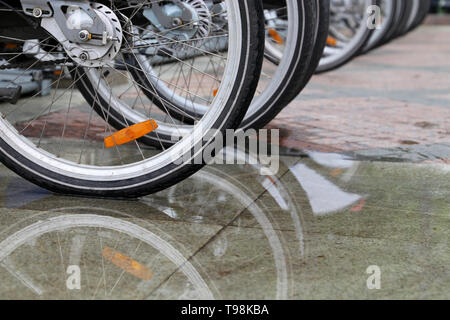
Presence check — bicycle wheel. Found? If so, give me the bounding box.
[316,0,377,73]
[401,0,421,35]
[93,0,322,134]
[392,0,414,38]
[0,0,265,198]
[407,0,431,33]
[361,0,397,53]
[377,0,408,45]
[240,0,328,130]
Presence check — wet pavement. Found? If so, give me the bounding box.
[270,25,450,163]
[0,152,448,299]
[0,25,448,299]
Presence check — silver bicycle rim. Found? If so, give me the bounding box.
[109,0,301,130]
[318,0,373,71]
[364,0,396,51]
[0,0,243,186]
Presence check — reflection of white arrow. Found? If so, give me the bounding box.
[306,151,355,169]
[290,163,361,216]
[306,151,360,183]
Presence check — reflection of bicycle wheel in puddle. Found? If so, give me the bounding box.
[148,149,307,299]
[0,209,214,299]
[0,150,305,299]
[0,150,362,299]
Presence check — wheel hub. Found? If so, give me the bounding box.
[21,1,123,67]
[143,0,212,51]
[64,3,123,67]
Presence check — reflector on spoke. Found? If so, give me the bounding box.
[268,28,284,45]
[326,36,338,46]
[104,119,158,148]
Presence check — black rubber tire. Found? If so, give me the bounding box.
[301,0,330,83]
[393,0,414,37]
[360,0,398,53]
[376,0,405,47]
[407,0,431,33]
[239,0,328,130]
[0,0,266,198]
[315,0,378,73]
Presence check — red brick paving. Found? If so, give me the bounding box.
[270,97,450,152]
[425,14,450,25]
[268,25,450,156]
[15,109,108,141]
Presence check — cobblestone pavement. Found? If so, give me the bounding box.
[269,25,450,163]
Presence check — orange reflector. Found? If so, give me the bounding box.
[327,36,338,46]
[268,29,284,45]
[102,246,153,280]
[5,43,18,49]
[54,70,62,76]
[104,119,158,148]
[213,89,219,97]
